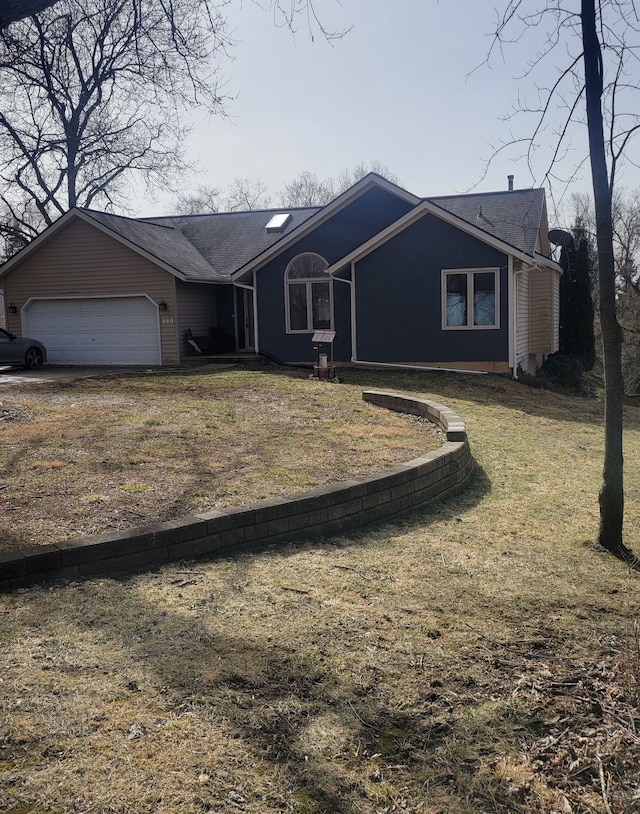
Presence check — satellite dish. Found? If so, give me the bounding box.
[548,228,574,248]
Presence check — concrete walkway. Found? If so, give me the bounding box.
[0,366,137,386]
[0,363,238,386]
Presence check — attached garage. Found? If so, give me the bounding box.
[22,296,161,365]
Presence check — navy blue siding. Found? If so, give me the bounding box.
[354,214,510,364]
[256,187,413,363]
[332,279,352,361]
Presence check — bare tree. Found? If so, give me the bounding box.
[334,160,399,193]
[619,285,640,396]
[173,178,271,215]
[489,1,640,562]
[0,0,346,252]
[561,189,640,397]
[278,170,334,207]
[262,0,349,41]
[225,177,271,211]
[0,0,231,246]
[174,161,395,216]
[613,189,640,290]
[174,186,221,216]
[612,190,640,396]
[0,0,346,36]
[580,0,630,560]
[279,162,399,207]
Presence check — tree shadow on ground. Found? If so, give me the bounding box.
[0,469,503,814]
[3,456,637,812]
[12,562,547,812]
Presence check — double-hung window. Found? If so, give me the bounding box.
[285,253,332,333]
[442,268,499,329]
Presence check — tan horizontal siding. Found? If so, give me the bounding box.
[529,268,554,354]
[2,217,180,364]
[552,271,560,352]
[515,269,531,371]
[176,280,218,359]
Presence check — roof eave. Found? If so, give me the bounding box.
[326,199,550,275]
[78,210,191,281]
[183,275,232,284]
[0,208,193,282]
[532,252,562,273]
[232,173,421,281]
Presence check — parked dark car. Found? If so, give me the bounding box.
[0,327,47,369]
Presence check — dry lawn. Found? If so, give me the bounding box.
[0,367,442,552]
[1,367,640,814]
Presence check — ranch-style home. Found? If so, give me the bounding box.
[0,173,561,375]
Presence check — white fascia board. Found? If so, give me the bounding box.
[326,200,549,276]
[533,252,562,273]
[231,173,421,282]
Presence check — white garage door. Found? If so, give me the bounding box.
[23,297,161,365]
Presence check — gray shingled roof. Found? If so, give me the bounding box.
[76,186,546,284]
[428,188,545,257]
[79,208,219,282]
[143,207,320,279]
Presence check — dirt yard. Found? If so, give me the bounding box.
[0,366,443,552]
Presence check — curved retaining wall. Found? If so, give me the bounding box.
[0,391,473,592]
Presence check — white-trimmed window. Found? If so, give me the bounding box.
[285,253,332,333]
[442,268,499,329]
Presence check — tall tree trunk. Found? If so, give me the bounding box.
[581,0,633,561]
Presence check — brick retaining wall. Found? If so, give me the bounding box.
[0,391,473,592]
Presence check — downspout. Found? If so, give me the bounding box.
[333,262,486,375]
[512,261,537,379]
[252,272,258,353]
[331,261,356,363]
[509,255,516,376]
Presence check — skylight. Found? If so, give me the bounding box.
[265,212,292,233]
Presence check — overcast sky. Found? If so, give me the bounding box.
[144,0,640,222]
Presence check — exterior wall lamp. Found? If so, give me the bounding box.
[159,300,168,311]
[8,304,17,314]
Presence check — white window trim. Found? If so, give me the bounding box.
[441,267,500,331]
[284,252,333,334]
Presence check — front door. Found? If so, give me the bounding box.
[235,288,255,351]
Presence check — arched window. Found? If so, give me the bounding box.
[285,253,332,333]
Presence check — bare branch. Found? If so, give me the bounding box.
[256,0,351,42]
[0,0,231,241]
[484,1,640,557]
